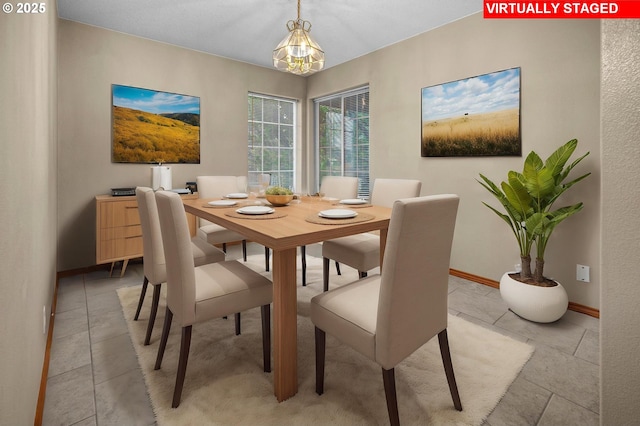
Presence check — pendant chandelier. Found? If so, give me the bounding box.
[273,0,325,75]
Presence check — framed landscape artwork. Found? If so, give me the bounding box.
[421,67,521,157]
[112,84,201,163]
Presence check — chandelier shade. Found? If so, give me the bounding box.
[273,0,324,75]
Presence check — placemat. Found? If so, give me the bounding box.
[305,212,375,225]
[224,210,287,220]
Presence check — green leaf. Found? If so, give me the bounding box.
[503,176,532,218]
[545,138,577,178]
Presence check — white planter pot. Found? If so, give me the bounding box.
[499,272,569,323]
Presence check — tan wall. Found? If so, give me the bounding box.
[307,14,601,309]
[600,20,640,423]
[0,0,58,423]
[57,20,307,271]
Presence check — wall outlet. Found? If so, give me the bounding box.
[577,264,590,282]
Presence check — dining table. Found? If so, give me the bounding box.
[182,195,392,402]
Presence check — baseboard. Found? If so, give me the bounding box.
[34,276,59,426]
[449,268,600,319]
[56,262,120,279]
[567,301,600,318]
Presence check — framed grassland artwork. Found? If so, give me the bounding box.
[111,84,201,163]
[421,67,521,157]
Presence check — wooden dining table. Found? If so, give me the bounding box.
[182,196,392,402]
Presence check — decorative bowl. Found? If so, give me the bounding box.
[265,194,294,206]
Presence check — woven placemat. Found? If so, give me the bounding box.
[305,212,375,225]
[224,210,287,220]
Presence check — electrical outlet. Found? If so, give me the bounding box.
[577,264,590,282]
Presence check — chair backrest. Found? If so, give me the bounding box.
[370,178,422,207]
[319,176,359,200]
[136,187,167,284]
[196,175,245,198]
[375,194,459,369]
[196,176,246,226]
[155,190,198,325]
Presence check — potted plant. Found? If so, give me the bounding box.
[477,138,590,322]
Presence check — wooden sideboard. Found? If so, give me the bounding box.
[96,193,198,276]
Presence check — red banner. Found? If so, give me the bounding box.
[484,1,640,18]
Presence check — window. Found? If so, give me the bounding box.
[248,93,296,190]
[315,87,370,198]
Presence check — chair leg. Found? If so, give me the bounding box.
[261,304,271,373]
[172,325,193,408]
[438,329,463,411]
[154,308,173,370]
[144,284,162,345]
[322,257,330,292]
[235,312,241,336]
[301,245,307,286]
[265,247,270,271]
[315,327,325,395]
[335,261,341,275]
[134,276,149,321]
[382,368,400,426]
[242,240,247,261]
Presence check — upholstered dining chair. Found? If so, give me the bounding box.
[321,178,421,291]
[300,176,359,286]
[311,194,462,426]
[196,175,272,269]
[196,176,248,259]
[153,190,273,408]
[134,187,227,346]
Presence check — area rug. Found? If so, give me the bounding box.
[118,254,533,425]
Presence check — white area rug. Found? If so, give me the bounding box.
[118,254,533,425]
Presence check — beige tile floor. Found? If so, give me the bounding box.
[43,243,600,426]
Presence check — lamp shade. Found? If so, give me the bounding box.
[273,19,324,75]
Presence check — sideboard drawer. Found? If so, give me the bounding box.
[96,193,197,276]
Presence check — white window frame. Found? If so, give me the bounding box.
[248,92,297,191]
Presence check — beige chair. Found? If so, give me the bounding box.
[311,194,462,425]
[300,176,359,286]
[321,178,421,291]
[134,187,227,345]
[196,176,249,260]
[153,190,273,408]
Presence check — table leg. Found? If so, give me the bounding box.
[271,247,298,401]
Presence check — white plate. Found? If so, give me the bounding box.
[340,198,368,205]
[319,209,358,219]
[236,206,275,215]
[208,200,236,207]
[225,192,249,199]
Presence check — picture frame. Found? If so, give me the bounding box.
[111,84,201,163]
[421,67,521,157]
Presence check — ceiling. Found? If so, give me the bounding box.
[57,0,482,72]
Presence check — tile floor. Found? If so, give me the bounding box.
[43,243,600,426]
